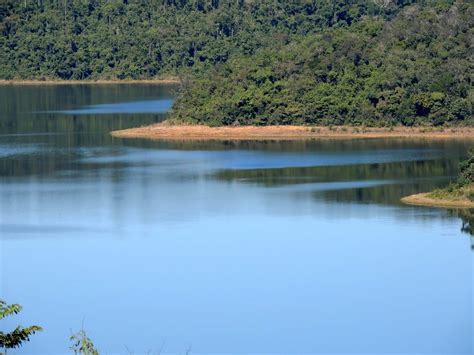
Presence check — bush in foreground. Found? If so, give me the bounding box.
[0,300,42,354]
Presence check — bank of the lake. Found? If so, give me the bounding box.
[111,123,474,141]
[401,193,474,209]
[402,180,474,209]
[0,78,180,85]
[402,149,474,209]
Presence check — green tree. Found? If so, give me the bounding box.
[459,149,474,186]
[0,300,42,353]
[70,329,99,355]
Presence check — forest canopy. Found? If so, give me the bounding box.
[0,0,472,126]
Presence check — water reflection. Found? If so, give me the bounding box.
[454,209,474,250]
[213,159,460,205]
[0,84,177,135]
[56,99,173,115]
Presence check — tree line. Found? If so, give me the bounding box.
[171,0,473,126]
[1,0,415,80]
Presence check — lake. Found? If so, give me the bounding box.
[0,84,472,355]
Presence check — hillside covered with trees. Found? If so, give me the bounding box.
[171,0,473,126]
[0,0,472,126]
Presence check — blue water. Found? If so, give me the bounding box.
[0,85,472,354]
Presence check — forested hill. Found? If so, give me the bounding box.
[1,0,415,80]
[0,0,472,126]
[171,0,473,126]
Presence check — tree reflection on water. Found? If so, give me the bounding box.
[455,209,474,250]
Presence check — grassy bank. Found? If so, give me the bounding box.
[402,149,474,209]
[401,184,474,209]
[111,123,474,141]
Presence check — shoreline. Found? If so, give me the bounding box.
[0,78,180,85]
[111,123,474,141]
[401,193,474,209]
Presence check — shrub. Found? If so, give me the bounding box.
[0,300,42,353]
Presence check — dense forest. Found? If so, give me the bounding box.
[0,0,472,126]
[171,0,473,126]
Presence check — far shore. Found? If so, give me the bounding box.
[0,78,180,85]
[111,123,474,141]
[401,193,474,209]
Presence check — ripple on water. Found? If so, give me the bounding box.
[0,143,43,157]
[52,99,174,115]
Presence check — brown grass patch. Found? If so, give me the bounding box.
[111,122,474,141]
[401,192,474,209]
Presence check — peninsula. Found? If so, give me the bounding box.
[402,150,474,209]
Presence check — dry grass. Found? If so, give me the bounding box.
[111,122,474,141]
[401,184,474,209]
[401,193,474,209]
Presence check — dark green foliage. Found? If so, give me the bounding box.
[459,149,474,186]
[70,329,99,355]
[172,0,473,126]
[428,149,474,201]
[0,0,412,80]
[0,300,42,352]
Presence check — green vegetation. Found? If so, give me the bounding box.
[428,182,473,201]
[173,0,473,126]
[0,0,472,126]
[0,299,99,354]
[458,148,474,186]
[428,149,474,201]
[70,329,99,355]
[0,0,413,80]
[0,300,42,353]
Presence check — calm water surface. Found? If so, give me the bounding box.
[0,85,472,355]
